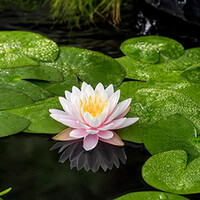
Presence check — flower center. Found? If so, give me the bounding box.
[80,91,108,117]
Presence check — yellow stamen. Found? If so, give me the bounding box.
[80,91,108,117]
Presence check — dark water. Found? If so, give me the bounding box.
[0,0,200,199]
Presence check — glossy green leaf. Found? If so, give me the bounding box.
[167,48,200,70]
[117,81,200,143]
[0,111,30,137]
[0,88,33,110]
[179,64,200,83]
[115,191,189,200]
[142,150,200,194]
[0,31,59,68]
[7,97,66,134]
[116,56,179,82]
[144,114,200,162]
[120,36,184,63]
[0,188,12,197]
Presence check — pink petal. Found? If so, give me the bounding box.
[89,117,101,128]
[108,118,126,129]
[53,128,78,141]
[97,130,113,139]
[59,97,72,114]
[69,129,88,138]
[105,84,114,98]
[114,117,139,129]
[83,134,99,151]
[49,109,67,115]
[83,112,93,124]
[99,131,124,146]
[116,106,131,119]
[77,121,90,129]
[50,114,79,128]
[99,123,113,131]
[86,130,99,134]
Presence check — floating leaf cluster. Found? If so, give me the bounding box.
[0,31,200,199]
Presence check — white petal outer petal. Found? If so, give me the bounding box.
[50,114,72,121]
[86,130,99,134]
[84,112,93,124]
[49,109,67,115]
[108,90,120,114]
[69,129,88,138]
[95,83,104,94]
[101,90,108,103]
[105,84,114,98]
[99,123,114,131]
[113,117,139,129]
[109,118,127,129]
[89,117,101,128]
[65,91,71,101]
[116,106,131,119]
[105,98,132,123]
[72,86,81,97]
[50,114,79,128]
[59,97,71,114]
[77,121,91,129]
[85,84,94,97]
[83,134,99,151]
[97,131,113,139]
[99,106,109,123]
[81,82,88,91]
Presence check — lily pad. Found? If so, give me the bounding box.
[7,97,66,134]
[144,114,200,162]
[179,64,200,84]
[0,111,30,137]
[142,150,200,194]
[0,31,59,68]
[35,47,124,95]
[167,48,200,71]
[116,56,179,82]
[115,191,189,200]
[120,36,184,63]
[117,81,200,143]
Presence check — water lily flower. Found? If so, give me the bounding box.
[50,82,139,151]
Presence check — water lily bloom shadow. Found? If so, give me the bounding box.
[50,82,139,151]
[51,139,127,173]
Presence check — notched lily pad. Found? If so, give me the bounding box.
[144,114,200,162]
[115,191,189,200]
[142,150,200,194]
[7,97,66,134]
[0,31,59,68]
[120,36,184,63]
[0,111,30,137]
[179,64,200,83]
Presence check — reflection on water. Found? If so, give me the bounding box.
[51,140,127,172]
[0,134,150,200]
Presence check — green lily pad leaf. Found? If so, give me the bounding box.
[0,31,59,68]
[0,65,63,82]
[0,188,12,197]
[117,81,200,143]
[120,36,184,63]
[167,48,200,71]
[0,88,33,110]
[142,150,200,194]
[144,114,200,162]
[0,111,30,137]
[179,64,200,84]
[116,56,179,82]
[0,80,52,102]
[115,191,189,200]
[7,97,66,134]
